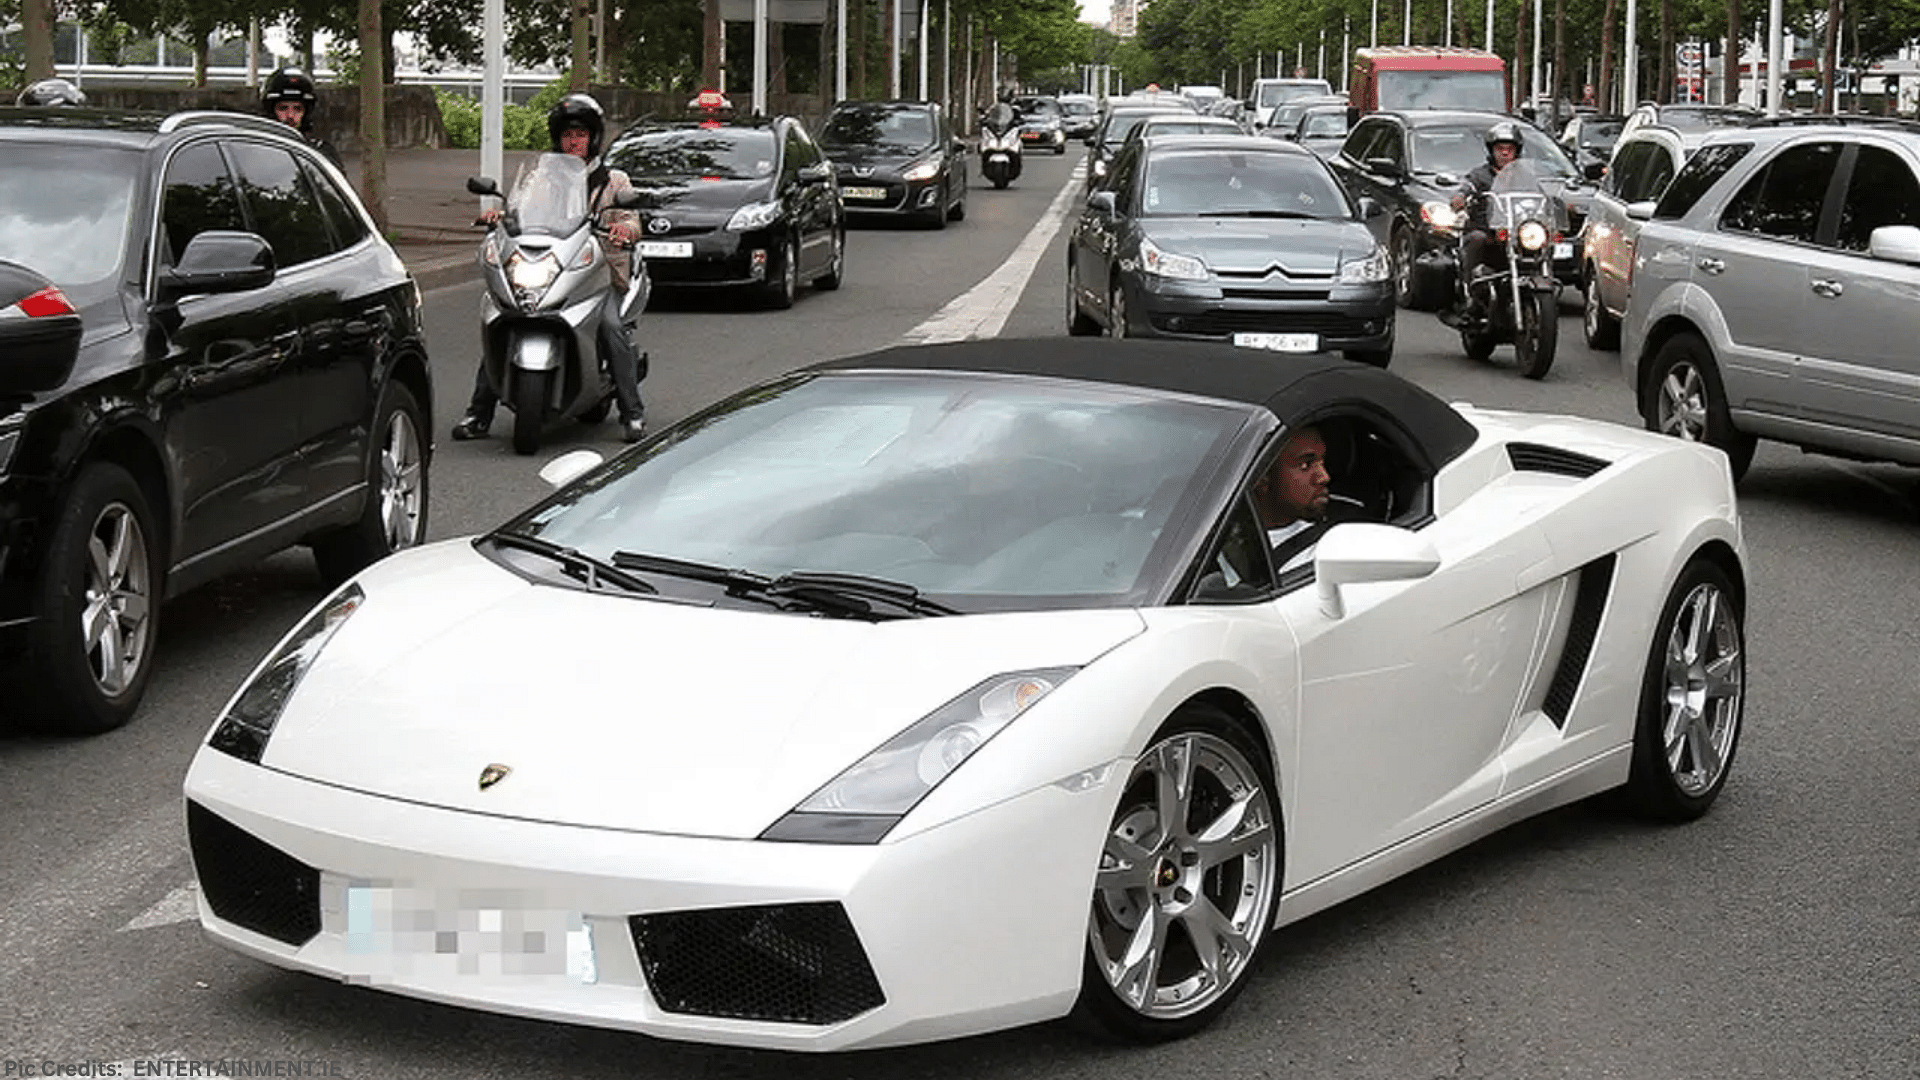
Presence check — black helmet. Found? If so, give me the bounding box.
[547,93,606,159]
[17,78,86,107]
[1484,120,1524,158]
[262,68,319,131]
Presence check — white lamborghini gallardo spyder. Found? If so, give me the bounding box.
[184,338,1747,1051]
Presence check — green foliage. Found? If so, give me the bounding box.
[435,86,550,150]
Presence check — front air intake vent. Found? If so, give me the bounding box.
[1508,442,1610,478]
[1542,555,1617,726]
[629,902,885,1025]
[186,801,321,946]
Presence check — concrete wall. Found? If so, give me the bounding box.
[76,85,450,151]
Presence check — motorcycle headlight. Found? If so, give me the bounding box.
[727,199,783,231]
[1092,158,1109,177]
[482,239,502,267]
[902,160,940,182]
[1338,248,1392,283]
[1421,200,1460,231]
[1139,236,1209,281]
[760,667,1078,843]
[505,249,560,292]
[1518,220,1550,251]
[208,585,364,764]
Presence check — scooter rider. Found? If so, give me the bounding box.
[1450,120,1524,316]
[261,67,343,168]
[453,93,648,443]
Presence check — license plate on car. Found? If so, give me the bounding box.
[1552,241,1573,259]
[841,186,889,201]
[337,882,597,983]
[1233,332,1321,353]
[637,241,692,259]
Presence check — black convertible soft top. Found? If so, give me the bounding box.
[811,338,1480,473]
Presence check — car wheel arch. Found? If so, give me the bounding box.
[70,420,174,570]
[1181,687,1279,798]
[383,352,435,457]
[1636,314,1712,412]
[1686,538,1746,616]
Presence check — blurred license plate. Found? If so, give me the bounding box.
[1233,332,1320,353]
[841,186,889,201]
[1552,241,1573,259]
[637,241,691,258]
[339,883,596,983]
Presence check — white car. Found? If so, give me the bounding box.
[184,339,1749,1051]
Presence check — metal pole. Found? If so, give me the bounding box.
[1485,0,1493,51]
[596,0,607,81]
[836,0,847,101]
[1767,0,1784,115]
[1343,17,1351,91]
[1370,0,1377,48]
[1318,29,1326,80]
[1532,0,1543,109]
[919,0,929,98]
[247,18,258,87]
[891,0,901,98]
[942,0,950,110]
[1624,0,1637,110]
[753,0,768,115]
[1446,0,1453,47]
[482,0,504,209]
[1402,0,1411,46]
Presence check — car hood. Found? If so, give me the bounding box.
[257,540,1148,840]
[1140,218,1376,275]
[825,144,930,169]
[626,176,772,222]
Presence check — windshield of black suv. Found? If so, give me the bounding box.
[1141,149,1352,218]
[1377,71,1508,112]
[610,127,777,180]
[1410,124,1578,179]
[0,144,138,303]
[821,105,936,152]
[1578,119,1625,150]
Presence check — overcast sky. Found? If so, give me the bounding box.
[1079,0,1111,28]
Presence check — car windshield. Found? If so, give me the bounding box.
[1063,100,1098,117]
[1014,99,1061,118]
[821,106,934,151]
[506,153,590,234]
[1410,124,1578,178]
[0,144,138,303]
[1578,119,1625,149]
[1300,111,1349,137]
[507,373,1245,610]
[611,127,777,180]
[1256,81,1332,108]
[1137,120,1239,139]
[1142,150,1351,218]
[1376,71,1508,112]
[1104,111,1185,146]
[1657,107,1758,132]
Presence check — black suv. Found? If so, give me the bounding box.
[0,107,434,734]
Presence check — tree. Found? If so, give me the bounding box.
[22,0,56,81]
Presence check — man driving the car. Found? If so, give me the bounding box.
[1252,425,1332,570]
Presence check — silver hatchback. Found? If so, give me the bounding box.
[1620,119,1920,479]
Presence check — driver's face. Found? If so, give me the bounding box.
[1253,428,1330,527]
[1491,142,1520,168]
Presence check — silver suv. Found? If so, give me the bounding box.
[1621,118,1920,479]
[1582,122,1716,349]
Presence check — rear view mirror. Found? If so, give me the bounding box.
[539,449,604,488]
[1087,190,1118,217]
[1314,523,1440,619]
[1364,156,1404,180]
[798,162,832,184]
[160,231,275,298]
[1625,200,1657,222]
[466,175,502,198]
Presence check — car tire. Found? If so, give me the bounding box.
[511,369,548,456]
[948,182,967,221]
[924,184,950,230]
[1582,263,1620,350]
[1108,280,1130,338]
[763,235,799,310]
[1460,327,1496,361]
[1622,559,1745,822]
[815,227,845,290]
[1643,332,1755,480]
[1392,226,1419,309]
[1067,259,1102,336]
[1072,702,1281,1042]
[312,381,429,587]
[16,462,162,735]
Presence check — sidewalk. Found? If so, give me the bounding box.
[339,147,541,292]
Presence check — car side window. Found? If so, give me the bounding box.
[1607,141,1649,199]
[791,125,823,168]
[1341,121,1381,162]
[1654,141,1751,219]
[1375,124,1405,167]
[1108,148,1142,211]
[159,140,245,267]
[1188,496,1277,604]
[1718,141,1842,243]
[226,140,336,268]
[1637,145,1678,203]
[1833,145,1920,253]
[298,157,369,250]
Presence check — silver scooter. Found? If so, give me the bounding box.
[466,153,650,454]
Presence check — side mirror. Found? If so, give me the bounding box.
[466,175,502,198]
[1346,105,1361,128]
[952,137,968,155]
[1364,156,1404,180]
[1357,195,1386,219]
[160,231,275,299]
[1084,133,1098,145]
[1868,224,1920,265]
[1314,523,1440,619]
[538,449,605,488]
[1625,200,1657,222]
[0,260,82,412]
[1584,160,1606,181]
[797,162,832,184]
[1432,171,1460,188]
[1087,190,1118,217]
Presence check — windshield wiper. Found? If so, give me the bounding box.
[487,532,658,595]
[610,550,772,591]
[760,571,959,619]
[1195,209,1320,219]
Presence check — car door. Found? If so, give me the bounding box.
[1790,140,1920,439]
[294,152,391,497]
[149,139,310,558]
[1333,120,1391,245]
[1090,147,1144,322]
[783,123,835,275]
[1695,139,1846,418]
[1588,139,1651,315]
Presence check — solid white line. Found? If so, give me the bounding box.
[122,882,199,932]
[900,165,1084,344]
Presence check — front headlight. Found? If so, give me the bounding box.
[1421,200,1461,231]
[1092,158,1109,177]
[1338,248,1392,283]
[727,199,783,231]
[208,585,364,764]
[760,667,1078,843]
[1518,220,1551,251]
[505,249,560,292]
[901,159,940,182]
[1139,237,1209,281]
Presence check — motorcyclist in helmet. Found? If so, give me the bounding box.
[453,93,648,443]
[16,78,87,106]
[261,67,342,167]
[1450,120,1525,317]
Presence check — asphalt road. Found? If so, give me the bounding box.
[2,150,1917,1080]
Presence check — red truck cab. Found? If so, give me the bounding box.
[1349,47,1509,116]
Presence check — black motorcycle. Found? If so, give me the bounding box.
[1437,161,1563,380]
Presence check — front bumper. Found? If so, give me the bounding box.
[183,746,1117,1050]
[639,225,785,289]
[1018,128,1065,151]
[836,175,944,216]
[1119,275,1396,353]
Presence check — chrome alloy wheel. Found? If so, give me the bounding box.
[378,406,426,552]
[80,502,153,696]
[1655,362,1710,442]
[1089,731,1278,1020]
[1661,581,1744,797]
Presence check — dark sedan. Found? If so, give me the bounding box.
[607,114,846,308]
[1085,102,1199,189]
[1292,104,1352,159]
[1066,135,1396,366]
[1011,96,1069,154]
[1329,110,1595,309]
[819,99,967,228]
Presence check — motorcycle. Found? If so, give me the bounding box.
[1434,160,1563,380]
[979,104,1023,190]
[466,153,651,455]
